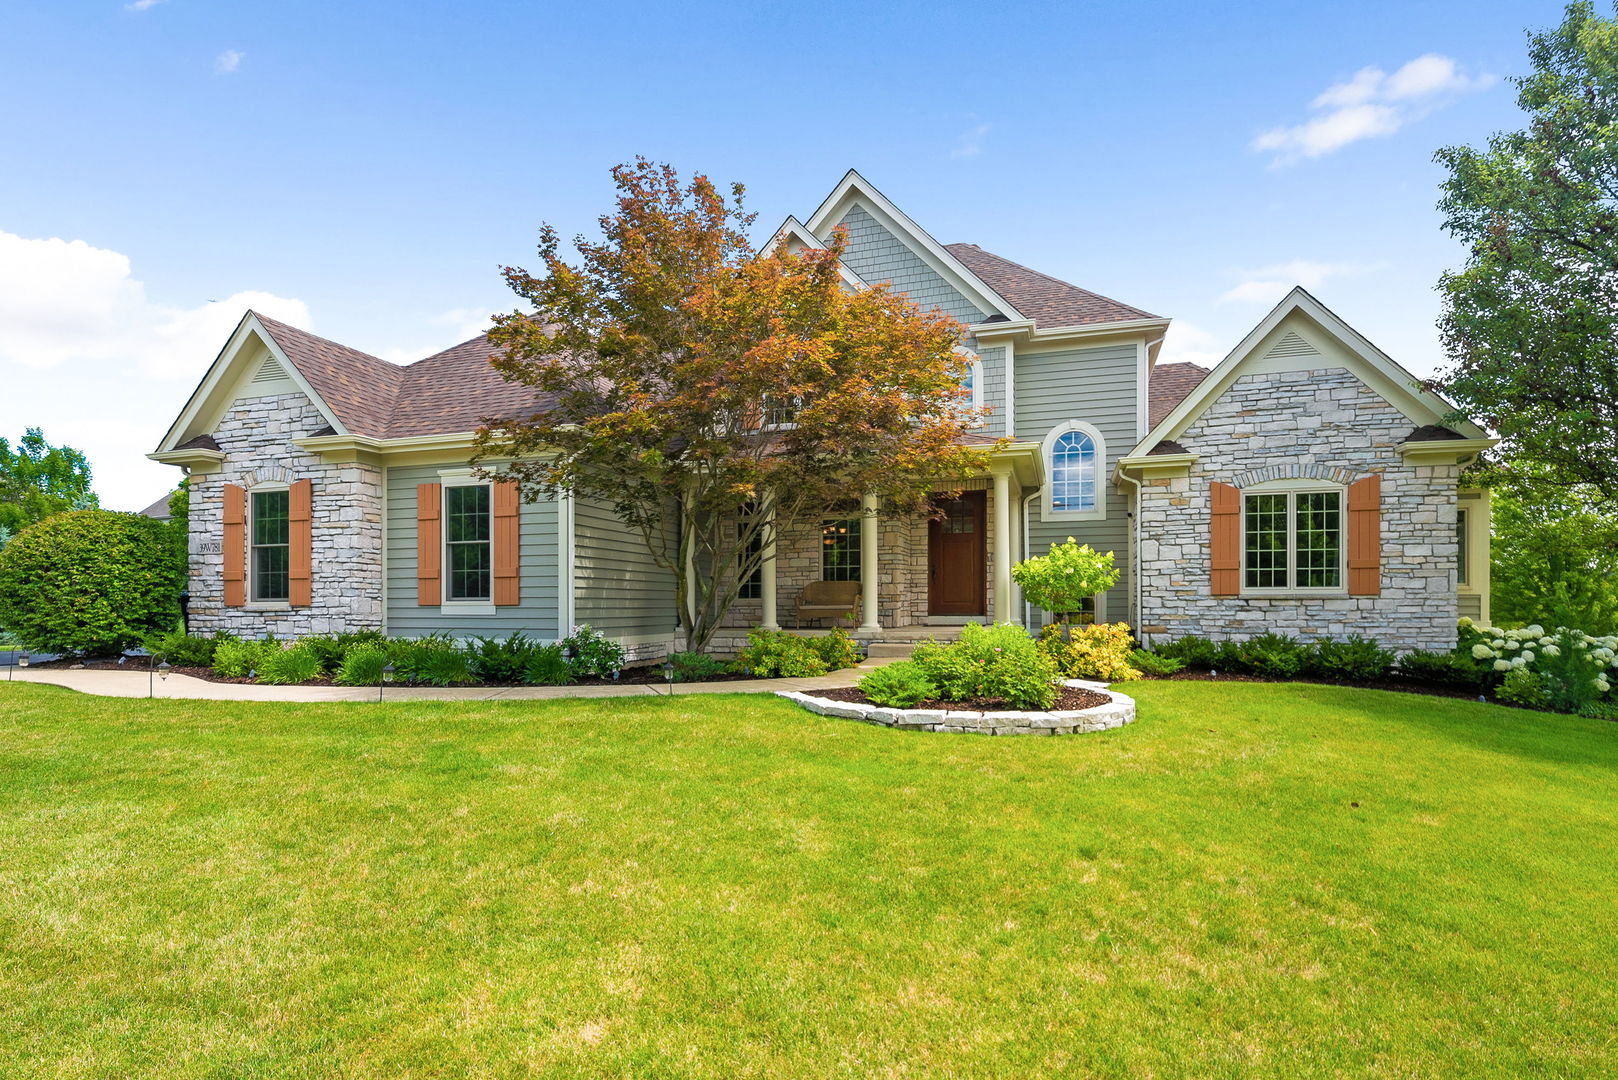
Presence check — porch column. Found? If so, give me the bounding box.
[859,492,881,632]
[993,467,1016,625]
[760,502,780,632]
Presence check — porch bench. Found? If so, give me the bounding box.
[793,580,862,628]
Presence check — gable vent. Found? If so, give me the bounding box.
[1264,330,1319,359]
[250,355,289,384]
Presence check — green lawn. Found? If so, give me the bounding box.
[1,682,1614,1078]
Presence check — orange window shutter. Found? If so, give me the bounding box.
[1209,481,1241,596]
[288,479,313,607]
[417,483,442,606]
[493,480,521,606]
[223,483,247,607]
[1348,474,1382,596]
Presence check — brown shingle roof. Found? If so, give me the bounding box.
[1148,362,1211,429]
[944,244,1159,326]
[253,312,404,438]
[1405,424,1466,442]
[386,335,558,438]
[176,433,222,452]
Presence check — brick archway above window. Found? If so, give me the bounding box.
[1227,463,1364,490]
[240,466,296,488]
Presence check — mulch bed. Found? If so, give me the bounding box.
[28,658,765,689]
[811,684,1111,713]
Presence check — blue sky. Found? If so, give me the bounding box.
[0,0,1568,508]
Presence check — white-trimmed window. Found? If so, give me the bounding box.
[1042,421,1106,519]
[1242,479,1345,593]
[250,485,290,603]
[444,483,493,601]
[821,518,861,581]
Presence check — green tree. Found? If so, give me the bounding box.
[477,160,991,653]
[1489,481,1618,633]
[1011,538,1120,624]
[1434,2,1618,506]
[0,428,97,533]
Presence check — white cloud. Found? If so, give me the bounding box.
[0,228,308,510]
[1157,321,1225,369]
[1253,53,1492,164]
[214,49,243,75]
[950,122,991,159]
[1216,259,1373,306]
[375,307,498,365]
[125,0,167,10]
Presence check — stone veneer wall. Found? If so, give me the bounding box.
[1138,367,1460,652]
[188,392,385,638]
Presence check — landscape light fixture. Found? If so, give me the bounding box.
[663,660,675,696]
[380,662,395,702]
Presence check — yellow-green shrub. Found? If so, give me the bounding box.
[1038,621,1142,681]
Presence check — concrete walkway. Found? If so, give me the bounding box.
[0,658,898,703]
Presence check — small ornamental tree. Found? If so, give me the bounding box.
[0,510,184,656]
[1012,538,1120,623]
[476,160,994,653]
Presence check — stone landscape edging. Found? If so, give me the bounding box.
[777,679,1137,735]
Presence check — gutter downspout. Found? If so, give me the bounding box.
[1114,467,1143,642]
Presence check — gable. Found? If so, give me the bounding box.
[1130,288,1489,457]
[830,203,989,325]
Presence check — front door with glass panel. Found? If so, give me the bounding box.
[928,491,986,616]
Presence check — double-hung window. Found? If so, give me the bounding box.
[821,517,861,581]
[1243,485,1344,591]
[737,512,762,599]
[251,489,290,602]
[1456,508,1470,587]
[445,484,493,601]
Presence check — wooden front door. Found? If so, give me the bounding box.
[928,491,987,616]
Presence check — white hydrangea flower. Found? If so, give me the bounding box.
[1521,650,1536,663]
[1494,659,1512,672]
[1543,644,1561,658]
[1472,643,1494,660]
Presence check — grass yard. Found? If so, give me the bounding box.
[1,682,1615,1078]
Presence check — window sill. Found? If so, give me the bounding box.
[246,602,291,612]
[1239,591,1349,600]
[438,601,496,615]
[1044,509,1106,523]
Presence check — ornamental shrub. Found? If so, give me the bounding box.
[385,633,473,685]
[0,510,185,656]
[811,627,862,671]
[257,642,324,685]
[143,629,233,668]
[467,632,538,683]
[1497,668,1548,709]
[912,622,1058,710]
[1307,636,1395,683]
[1037,621,1142,681]
[859,661,938,708]
[1222,633,1309,679]
[737,629,829,678]
[669,650,729,682]
[561,624,627,679]
[1538,628,1606,714]
[1129,648,1185,677]
[213,637,272,679]
[1011,538,1120,622]
[1397,649,1486,690]
[1456,619,1618,707]
[1152,635,1219,670]
[335,646,387,687]
[523,644,573,686]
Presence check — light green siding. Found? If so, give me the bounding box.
[384,464,561,638]
[833,205,989,325]
[1458,592,1483,622]
[572,497,678,640]
[1014,343,1141,623]
[970,340,1008,437]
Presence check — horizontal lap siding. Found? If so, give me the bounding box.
[572,497,677,639]
[385,464,560,638]
[1015,343,1139,623]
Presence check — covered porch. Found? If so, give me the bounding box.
[715,446,1043,650]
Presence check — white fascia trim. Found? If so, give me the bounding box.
[801,169,1024,321]
[1136,339,1149,441]
[761,215,869,290]
[1003,338,1016,438]
[157,312,348,453]
[1127,287,1489,459]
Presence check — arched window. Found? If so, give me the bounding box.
[1042,421,1106,519]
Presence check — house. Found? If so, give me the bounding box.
[149,170,1493,658]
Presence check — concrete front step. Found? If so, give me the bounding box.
[864,642,918,659]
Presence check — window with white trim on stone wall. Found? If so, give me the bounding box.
[1242,478,1345,594]
[250,486,290,603]
[1041,420,1106,520]
[821,518,860,581]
